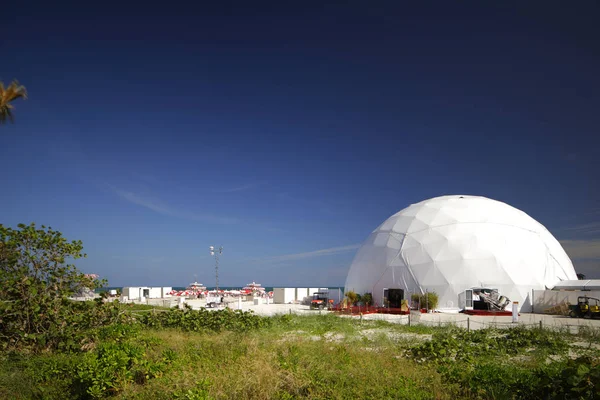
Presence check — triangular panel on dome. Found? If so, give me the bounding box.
[430,259,471,286]
[428,238,463,262]
[405,218,432,234]
[373,232,391,247]
[461,238,497,260]
[410,228,446,244]
[402,240,434,267]
[539,230,577,281]
[413,205,441,226]
[377,214,400,232]
[427,208,461,228]
[387,232,405,250]
[391,216,416,234]
[419,263,450,287]
[399,204,421,217]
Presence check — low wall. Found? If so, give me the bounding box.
[532,290,600,314]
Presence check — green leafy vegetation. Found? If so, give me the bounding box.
[0,223,129,352]
[410,326,600,399]
[139,305,271,332]
[2,312,600,399]
[361,292,373,306]
[344,290,358,305]
[411,292,439,310]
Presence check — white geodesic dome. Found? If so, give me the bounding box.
[344,195,577,311]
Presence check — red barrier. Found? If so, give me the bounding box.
[462,310,516,316]
[330,305,410,315]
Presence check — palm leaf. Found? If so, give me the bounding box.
[0,80,27,124]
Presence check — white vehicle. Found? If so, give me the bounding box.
[206,295,223,308]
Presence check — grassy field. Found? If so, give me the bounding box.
[1,312,599,399]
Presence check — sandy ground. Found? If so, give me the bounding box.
[353,311,600,332]
[143,297,600,331]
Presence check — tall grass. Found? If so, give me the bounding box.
[2,313,598,399]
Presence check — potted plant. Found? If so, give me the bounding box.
[345,291,358,306]
[362,293,373,307]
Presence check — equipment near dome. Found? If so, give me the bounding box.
[459,288,511,311]
[569,296,600,319]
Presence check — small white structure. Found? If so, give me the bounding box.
[273,288,296,304]
[122,286,172,301]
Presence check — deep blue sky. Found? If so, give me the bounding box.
[1,1,599,285]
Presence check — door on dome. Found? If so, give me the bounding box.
[383,288,404,308]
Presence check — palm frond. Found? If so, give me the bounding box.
[0,80,27,124]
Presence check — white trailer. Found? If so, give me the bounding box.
[122,286,171,300]
[273,288,296,304]
[122,287,151,301]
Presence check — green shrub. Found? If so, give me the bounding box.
[0,223,126,352]
[140,306,270,332]
[535,356,600,398]
[412,326,568,364]
[409,326,589,399]
[410,292,439,310]
[424,292,438,310]
[362,292,373,306]
[74,341,170,398]
[411,293,420,304]
[345,291,358,305]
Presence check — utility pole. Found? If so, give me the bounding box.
[209,245,223,292]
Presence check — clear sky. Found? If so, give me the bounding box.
[1,1,599,286]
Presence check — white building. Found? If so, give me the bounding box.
[122,286,172,301]
[273,288,296,304]
[344,195,577,311]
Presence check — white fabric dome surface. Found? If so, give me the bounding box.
[344,195,577,311]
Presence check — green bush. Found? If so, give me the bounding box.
[409,326,593,399]
[536,356,600,398]
[140,305,270,332]
[412,326,568,364]
[345,291,358,305]
[74,340,170,398]
[0,223,128,352]
[362,292,373,306]
[411,292,439,310]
